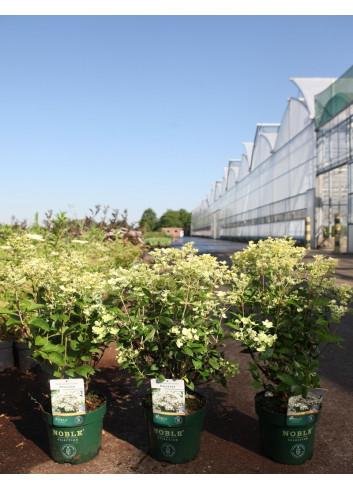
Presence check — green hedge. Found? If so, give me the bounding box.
[144,237,172,247]
[143,231,170,238]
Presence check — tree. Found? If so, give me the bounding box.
[178,209,192,233]
[159,209,191,234]
[139,208,158,232]
[159,210,183,228]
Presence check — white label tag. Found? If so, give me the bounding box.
[151,379,186,425]
[287,388,327,416]
[49,378,86,418]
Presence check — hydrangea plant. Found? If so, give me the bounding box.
[0,234,118,390]
[109,243,239,390]
[227,237,352,409]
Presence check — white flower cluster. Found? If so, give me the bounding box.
[87,304,119,343]
[25,233,45,242]
[51,390,85,413]
[152,389,184,412]
[170,326,200,348]
[232,318,278,352]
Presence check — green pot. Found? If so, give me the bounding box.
[0,340,14,371]
[255,392,321,465]
[41,395,106,464]
[143,391,206,464]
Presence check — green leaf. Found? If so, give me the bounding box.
[318,331,344,345]
[251,381,263,389]
[200,369,210,378]
[0,308,16,315]
[157,374,165,382]
[278,346,294,354]
[248,363,261,382]
[259,347,274,361]
[248,361,258,372]
[48,351,65,366]
[116,310,129,321]
[53,371,62,378]
[281,333,293,339]
[316,317,328,326]
[209,358,220,370]
[41,342,65,353]
[276,373,298,387]
[275,382,291,392]
[182,347,194,357]
[38,351,49,360]
[226,322,239,330]
[75,365,95,378]
[29,317,50,331]
[57,314,70,323]
[145,328,156,341]
[6,317,22,326]
[187,342,204,348]
[192,359,202,369]
[291,385,304,396]
[142,288,152,299]
[34,335,46,346]
[159,316,174,327]
[174,351,184,361]
[23,302,43,312]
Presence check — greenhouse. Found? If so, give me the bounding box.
[191,64,353,253]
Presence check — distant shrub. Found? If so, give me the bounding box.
[143,231,170,238]
[144,237,172,248]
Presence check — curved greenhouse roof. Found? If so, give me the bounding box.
[315,65,353,127]
[290,77,336,119]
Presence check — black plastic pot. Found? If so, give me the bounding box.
[14,341,37,370]
[0,340,14,370]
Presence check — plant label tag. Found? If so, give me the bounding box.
[287,388,327,426]
[49,378,86,427]
[151,378,186,426]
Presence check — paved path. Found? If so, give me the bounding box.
[170,236,248,254]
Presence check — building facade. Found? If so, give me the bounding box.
[162,227,185,238]
[191,65,353,252]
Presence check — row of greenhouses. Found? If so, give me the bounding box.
[191,64,353,253]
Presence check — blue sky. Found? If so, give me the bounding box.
[1,13,353,226]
